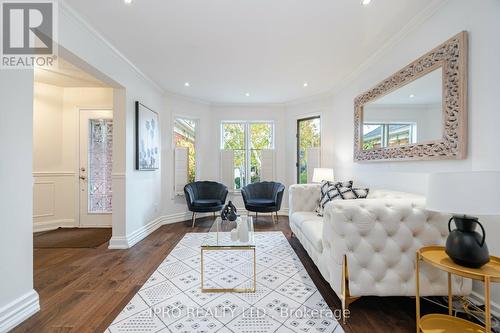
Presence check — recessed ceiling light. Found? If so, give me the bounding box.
[124,0,132,4]
[409,94,415,98]
[361,0,372,6]
[245,92,250,97]
[303,82,309,87]
[184,82,190,87]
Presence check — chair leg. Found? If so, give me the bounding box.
[255,212,258,220]
[275,212,279,223]
[271,213,275,223]
[213,212,216,219]
[191,212,196,228]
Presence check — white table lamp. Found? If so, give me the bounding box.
[427,171,500,268]
[312,168,334,183]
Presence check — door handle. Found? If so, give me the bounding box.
[79,176,86,181]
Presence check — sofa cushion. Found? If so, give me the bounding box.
[290,212,322,229]
[300,220,324,253]
[193,199,222,207]
[246,199,275,207]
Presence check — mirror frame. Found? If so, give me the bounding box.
[354,31,468,162]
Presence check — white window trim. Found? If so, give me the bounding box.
[172,115,199,196]
[220,120,275,191]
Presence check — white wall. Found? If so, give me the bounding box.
[324,0,500,309]
[57,4,166,248]
[32,83,113,232]
[0,71,39,331]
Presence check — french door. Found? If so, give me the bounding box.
[296,116,321,184]
[79,110,113,227]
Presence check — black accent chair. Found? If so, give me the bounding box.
[241,181,285,223]
[184,181,228,228]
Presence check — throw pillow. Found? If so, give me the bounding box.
[316,181,369,216]
[316,180,353,216]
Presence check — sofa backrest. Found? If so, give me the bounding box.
[368,189,424,200]
[289,184,425,215]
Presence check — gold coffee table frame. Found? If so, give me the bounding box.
[200,217,256,293]
[416,246,500,333]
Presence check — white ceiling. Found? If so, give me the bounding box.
[65,0,439,103]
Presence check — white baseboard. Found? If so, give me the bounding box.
[0,289,39,332]
[33,219,75,233]
[108,212,192,249]
[107,211,224,250]
[107,236,130,250]
[107,208,289,250]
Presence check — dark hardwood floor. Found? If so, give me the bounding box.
[13,215,439,333]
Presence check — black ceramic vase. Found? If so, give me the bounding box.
[221,201,237,222]
[445,216,490,268]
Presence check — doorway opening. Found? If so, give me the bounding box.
[32,56,114,247]
[296,116,321,184]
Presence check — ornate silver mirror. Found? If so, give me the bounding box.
[354,31,468,162]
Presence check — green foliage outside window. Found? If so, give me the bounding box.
[222,122,273,189]
[298,118,320,184]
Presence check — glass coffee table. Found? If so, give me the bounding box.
[201,216,256,293]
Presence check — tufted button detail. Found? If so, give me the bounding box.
[289,186,472,298]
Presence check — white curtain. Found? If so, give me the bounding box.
[260,149,275,181]
[306,147,321,183]
[220,149,235,189]
[174,147,189,194]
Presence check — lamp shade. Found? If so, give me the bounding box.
[426,171,500,216]
[312,168,334,183]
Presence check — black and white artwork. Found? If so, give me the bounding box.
[135,101,160,170]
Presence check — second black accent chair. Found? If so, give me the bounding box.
[241,181,285,223]
[184,181,228,228]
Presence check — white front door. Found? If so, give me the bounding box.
[79,110,113,227]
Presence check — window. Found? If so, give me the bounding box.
[297,116,321,184]
[362,123,416,150]
[174,118,197,183]
[221,121,274,190]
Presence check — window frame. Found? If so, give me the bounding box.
[220,120,275,190]
[172,115,199,189]
[296,115,321,184]
[362,122,417,149]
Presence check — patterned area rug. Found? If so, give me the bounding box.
[105,232,344,333]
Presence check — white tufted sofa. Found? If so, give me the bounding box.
[289,184,471,309]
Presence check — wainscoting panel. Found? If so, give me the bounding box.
[33,172,76,232]
[33,182,55,218]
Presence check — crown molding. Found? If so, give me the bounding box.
[210,101,287,108]
[164,91,211,106]
[285,90,335,107]
[59,1,165,94]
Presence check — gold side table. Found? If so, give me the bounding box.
[416,246,500,333]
